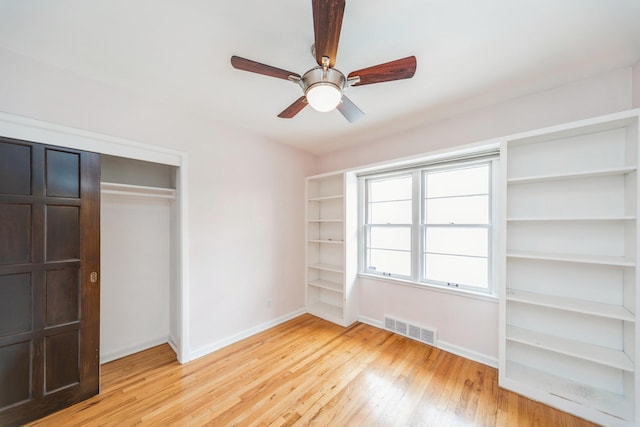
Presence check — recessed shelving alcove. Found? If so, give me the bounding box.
[306,171,358,327]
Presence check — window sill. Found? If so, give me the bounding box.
[358,273,499,303]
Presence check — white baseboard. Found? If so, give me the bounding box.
[168,335,179,356]
[188,309,306,362]
[101,335,169,364]
[187,311,497,368]
[437,340,498,368]
[357,315,382,329]
[357,315,497,368]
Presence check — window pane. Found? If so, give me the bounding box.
[425,227,487,257]
[369,175,412,202]
[370,200,412,224]
[370,227,411,251]
[424,253,488,288]
[369,249,411,276]
[426,195,488,224]
[426,165,489,198]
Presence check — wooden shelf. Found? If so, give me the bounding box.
[308,239,343,244]
[507,289,635,322]
[507,166,636,185]
[308,279,342,293]
[506,250,635,267]
[506,325,634,372]
[505,361,632,422]
[308,263,343,273]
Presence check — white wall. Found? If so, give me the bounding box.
[318,67,633,173]
[633,61,640,108]
[317,65,635,365]
[100,192,172,363]
[359,279,498,366]
[185,122,313,354]
[0,48,317,361]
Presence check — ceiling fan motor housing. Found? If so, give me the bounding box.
[302,66,346,111]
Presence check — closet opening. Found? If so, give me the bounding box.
[100,155,180,363]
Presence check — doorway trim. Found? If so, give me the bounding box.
[0,111,190,363]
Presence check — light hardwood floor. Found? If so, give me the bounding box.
[28,314,597,426]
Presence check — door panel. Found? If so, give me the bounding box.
[45,268,80,326]
[46,205,80,261]
[0,204,31,264]
[0,137,100,426]
[0,273,31,336]
[45,330,80,393]
[0,341,31,408]
[45,149,80,198]
[0,142,30,195]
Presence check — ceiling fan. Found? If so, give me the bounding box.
[230,0,417,123]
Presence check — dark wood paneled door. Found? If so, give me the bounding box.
[0,137,100,426]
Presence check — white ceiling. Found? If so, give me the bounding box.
[0,0,639,154]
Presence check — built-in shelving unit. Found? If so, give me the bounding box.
[500,111,640,426]
[306,171,358,327]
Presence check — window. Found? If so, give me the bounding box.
[361,158,495,294]
[365,174,413,278]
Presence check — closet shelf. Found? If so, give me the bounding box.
[507,166,636,184]
[101,182,176,199]
[308,239,343,244]
[506,289,635,322]
[506,325,634,372]
[308,219,344,223]
[506,250,635,267]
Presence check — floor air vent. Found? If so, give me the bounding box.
[384,315,437,346]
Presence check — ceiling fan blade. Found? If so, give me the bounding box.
[348,56,417,86]
[312,0,345,67]
[337,95,364,123]
[278,96,308,118]
[231,56,300,80]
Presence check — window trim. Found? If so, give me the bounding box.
[359,155,499,295]
[359,272,500,302]
[362,170,415,280]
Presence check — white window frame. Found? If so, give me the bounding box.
[362,171,415,280]
[359,156,498,296]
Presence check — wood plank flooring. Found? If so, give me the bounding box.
[27,314,597,426]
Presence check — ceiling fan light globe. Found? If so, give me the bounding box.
[306,83,342,112]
